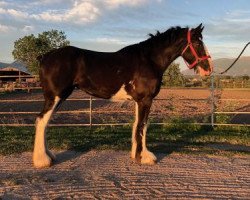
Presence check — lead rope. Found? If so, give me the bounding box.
[219,42,250,74]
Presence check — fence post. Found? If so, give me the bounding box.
[89,96,92,131]
[18,70,21,83]
[210,73,215,127]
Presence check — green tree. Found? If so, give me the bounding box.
[163,62,184,87]
[12,30,70,75]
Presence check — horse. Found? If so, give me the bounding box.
[33,24,213,168]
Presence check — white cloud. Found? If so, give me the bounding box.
[224,10,250,23]
[0,7,7,14]
[7,8,28,18]
[0,7,28,19]
[0,0,161,25]
[31,0,148,24]
[105,0,147,8]
[31,10,64,22]
[22,25,34,32]
[65,1,100,24]
[206,9,250,43]
[0,1,8,7]
[0,24,9,32]
[30,0,68,6]
[31,1,100,24]
[95,37,127,45]
[0,24,15,33]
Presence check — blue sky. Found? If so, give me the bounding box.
[0,0,250,69]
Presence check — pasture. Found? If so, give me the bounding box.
[0,88,249,199]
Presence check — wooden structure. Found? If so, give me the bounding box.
[0,67,33,83]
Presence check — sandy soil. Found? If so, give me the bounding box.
[0,88,249,125]
[0,150,249,199]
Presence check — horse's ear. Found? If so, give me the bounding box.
[195,23,204,33]
[192,23,204,39]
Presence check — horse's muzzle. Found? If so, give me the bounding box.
[197,57,214,76]
[197,66,213,76]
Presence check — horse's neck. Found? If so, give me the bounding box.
[150,36,186,73]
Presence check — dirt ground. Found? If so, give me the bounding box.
[0,88,249,125]
[0,150,249,199]
[0,89,250,199]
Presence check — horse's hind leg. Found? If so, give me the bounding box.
[33,95,60,168]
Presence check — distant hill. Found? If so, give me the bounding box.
[0,61,28,73]
[10,61,29,73]
[0,62,9,68]
[182,56,250,76]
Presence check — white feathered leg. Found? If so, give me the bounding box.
[33,96,60,168]
[140,123,157,165]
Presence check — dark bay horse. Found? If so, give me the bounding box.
[33,24,213,168]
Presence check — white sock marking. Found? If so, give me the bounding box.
[141,122,157,164]
[131,102,138,159]
[33,96,60,167]
[142,123,148,152]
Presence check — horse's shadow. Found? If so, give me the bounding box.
[50,124,249,166]
[53,150,83,166]
[150,125,213,163]
[50,125,213,166]
[151,124,250,163]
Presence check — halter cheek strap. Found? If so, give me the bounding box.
[181,30,211,69]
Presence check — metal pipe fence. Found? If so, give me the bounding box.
[0,96,210,126]
[210,73,250,127]
[0,75,250,128]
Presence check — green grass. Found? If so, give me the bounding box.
[0,124,249,156]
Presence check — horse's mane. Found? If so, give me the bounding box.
[145,26,187,45]
[120,26,188,53]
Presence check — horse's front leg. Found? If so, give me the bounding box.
[131,99,157,164]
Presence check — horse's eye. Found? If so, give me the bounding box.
[197,43,203,48]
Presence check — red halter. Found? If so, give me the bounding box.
[181,30,211,69]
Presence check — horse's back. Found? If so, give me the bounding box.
[38,46,131,99]
[39,46,118,75]
[38,46,85,98]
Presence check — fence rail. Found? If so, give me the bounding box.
[0,94,249,127]
[0,74,250,128]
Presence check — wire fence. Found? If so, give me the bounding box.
[0,75,250,128]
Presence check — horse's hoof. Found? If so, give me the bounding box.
[33,154,52,168]
[141,150,157,165]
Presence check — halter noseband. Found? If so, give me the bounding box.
[181,30,211,69]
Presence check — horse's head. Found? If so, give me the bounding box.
[181,24,213,76]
